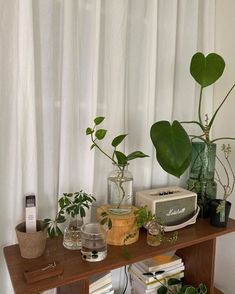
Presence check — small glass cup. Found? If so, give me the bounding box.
[81,223,107,262]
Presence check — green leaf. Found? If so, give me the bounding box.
[100,217,107,225]
[94,116,105,125]
[95,129,107,140]
[108,218,112,229]
[198,283,207,294]
[49,227,56,238]
[111,134,127,147]
[90,143,96,150]
[150,120,192,178]
[184,287,197,294]
[56,226,63,236]
[157,286,168,294]
[115,151,128,165]
[168,278,181,285]
[86,127,93,135]
[190,52,225,87]
[127,151,149,161]
[80,206,86,217]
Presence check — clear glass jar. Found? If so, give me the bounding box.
[63,216,83,250]
[107,163,133,215]
[81,222,107,262]
[146,219,161,246]
[187,142,217,217]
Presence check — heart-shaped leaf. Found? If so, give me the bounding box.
[95,129,107,140]
[150,120,192,178]
[127,151,149,161]
[190,52,225,87]
[112,134,127,147]
[115,151,127,165]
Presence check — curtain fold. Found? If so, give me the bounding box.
[0,1,215,293]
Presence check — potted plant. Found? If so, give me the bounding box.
[210,144,234,227]
[156,278,207,294]
[150,52,235,217]
[15,220,47,259]
[44,190,96,250]
[86,116,149,215]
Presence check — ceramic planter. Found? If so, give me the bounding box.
[15,220,47,258]
[210,200,231,227]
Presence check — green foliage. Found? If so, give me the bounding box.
[190,52,225,87]
[86,116,149,166]
[150,120,192,178]
[43,191,96,238]
[215,144,235,202]
[134,205,154,228]
[150,51,235,178]
[100,211,112,230]
[157,279,207,294]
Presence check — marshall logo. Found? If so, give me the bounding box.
[166,208,186,216]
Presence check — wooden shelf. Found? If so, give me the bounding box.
[4,218,235,294]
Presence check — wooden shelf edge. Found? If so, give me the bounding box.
[214,287,224,294]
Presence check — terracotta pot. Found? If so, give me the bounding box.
[210,200,231,228]
[15,220,47,259]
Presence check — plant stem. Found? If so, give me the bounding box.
[208,82,235,129]
[198,86,204,125]
[91,132,116,164]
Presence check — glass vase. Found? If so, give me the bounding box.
[107,163,133,215]
[146,219,161,246]
[187,142,217,218]
[63,215,83,250]
[81,223,107,262]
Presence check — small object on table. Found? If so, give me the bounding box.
[23,261,63,284]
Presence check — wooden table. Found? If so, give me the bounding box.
[4,218,235,294]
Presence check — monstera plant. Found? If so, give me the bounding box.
[150,52,235,179]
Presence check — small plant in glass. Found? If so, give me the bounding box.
[86,116,149,214]
[43,191,96,250]
[210,144,235,226]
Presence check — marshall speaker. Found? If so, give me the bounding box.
[135,186,200,231]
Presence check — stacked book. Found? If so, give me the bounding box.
[130,254,184,294]
[89,272,114,294]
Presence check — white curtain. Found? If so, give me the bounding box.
[0,1,215,293]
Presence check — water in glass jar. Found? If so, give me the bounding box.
[81,238,107,262]
[63,220,83,250]
[108,177,133,205]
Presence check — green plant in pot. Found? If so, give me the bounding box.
[44,191,96,250]
[150,52,235,217]
[210,144,234,227]
[156,278,207,294]
[86,116,149,215]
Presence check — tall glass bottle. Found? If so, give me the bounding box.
[187,142,217,217]
[107,163,133,215]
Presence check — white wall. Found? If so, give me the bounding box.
[214,1,235,293]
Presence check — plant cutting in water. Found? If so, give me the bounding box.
[43,191,96,238]
[86,116,149,210]
[150,52,235,179]
[122,206,178,259]
[214,144,235,215]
